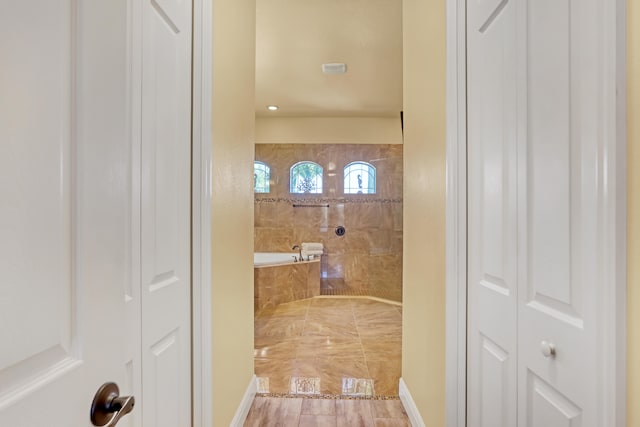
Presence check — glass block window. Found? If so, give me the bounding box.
[344,161,376,194]
[254,161,270,193]
[290,161,323,194]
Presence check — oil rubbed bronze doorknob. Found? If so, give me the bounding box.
[90,382,135,426]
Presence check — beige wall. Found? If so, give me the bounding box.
[211,0,256,424]
[401,0,447,425]
[255,117,403,144]
[628,0,639,424]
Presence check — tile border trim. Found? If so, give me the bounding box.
[230,375,257,427]
[399,378,426,427]
[255,393,401,400]
[255,197,402,204]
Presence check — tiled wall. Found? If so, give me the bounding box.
[254,261,321,313]
[254,144,403,302]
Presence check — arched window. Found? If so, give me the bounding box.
[254,161,270,193]
[344,161,376,194]
[290,161,323,194]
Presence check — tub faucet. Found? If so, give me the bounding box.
[292,245,302,262]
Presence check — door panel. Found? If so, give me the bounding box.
[149,330,182,427]
[141,0,192,425]
[517,0,600,424]
[525,0,575,317]
[479,335,510,426]
[467,0,518,425]
[0,1,131,425]
[527,372,582,427]
[0,0,77,401]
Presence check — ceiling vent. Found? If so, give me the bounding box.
[322,63,347,74]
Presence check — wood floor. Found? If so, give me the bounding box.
[244,397,410,427]
[254,297,402,396]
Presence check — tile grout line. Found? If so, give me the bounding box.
[245,397,411,426]
[295,298,312,360]
[291,299,313,394]
[255,297,401,397]
[350,298,373,389]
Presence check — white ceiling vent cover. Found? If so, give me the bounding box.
[322,63,347,74]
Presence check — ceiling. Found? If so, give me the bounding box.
[255,0,403,117]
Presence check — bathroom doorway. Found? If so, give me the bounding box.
[252,0,403,397]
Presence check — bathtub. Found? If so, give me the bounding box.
[254,252,321,312]
[253,252,299,267]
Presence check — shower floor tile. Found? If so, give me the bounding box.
[290,377,321,395]
[256,377,270,393]
[341,378,375,396]
[254,297,402,396]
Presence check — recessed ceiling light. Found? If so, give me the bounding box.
[266,105,279,111]
[322,63,347,74]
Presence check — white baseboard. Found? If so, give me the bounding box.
[399,378,426,427]
[230,374,257,427]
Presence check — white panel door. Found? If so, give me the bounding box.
[0,1,136,426]
[468,0,607,425]
[516,0,600,425]
[466,0,518,425]
[140,0,192,425]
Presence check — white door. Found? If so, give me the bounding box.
[0,2,135,426]
[0,1,193,426]
[515,0,601,424]
[140,0,193,426]
[467,0,606,425]
[466,0,518,424]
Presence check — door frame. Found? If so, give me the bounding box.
[444,0,467,425]
[190,0,628,424]
[192,0,214,425]
[444,0,628,426]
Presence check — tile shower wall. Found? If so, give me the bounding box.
[254,144,403,302]
[254,261,321,313]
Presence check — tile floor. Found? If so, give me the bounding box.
[254,297,402,396]
[244,397,410,427]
